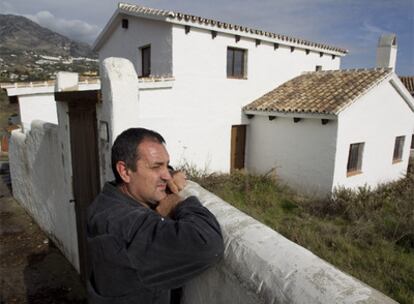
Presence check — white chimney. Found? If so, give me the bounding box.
[376,34,397,71]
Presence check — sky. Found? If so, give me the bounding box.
[1,0,413,75]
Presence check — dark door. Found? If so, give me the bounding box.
[230,125,246,171]
[68,100,100,282]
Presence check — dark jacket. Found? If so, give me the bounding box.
[87,182,224,304]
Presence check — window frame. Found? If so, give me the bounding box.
[346,142,364,176]
[140,45,151,78]
[227,47,247,79]
[392,136,405,163]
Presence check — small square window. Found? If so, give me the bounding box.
[393,136,405,163]
[140,45,151,77]
[122,19,128,29]
[227,47,246,79]
[347,142,364,176]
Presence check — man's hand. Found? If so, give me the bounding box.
[156,193,182,218]
[167,171,187,194]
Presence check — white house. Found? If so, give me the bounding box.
[244,68,414,196]
[93,2,347,173]
[1,76,100,132]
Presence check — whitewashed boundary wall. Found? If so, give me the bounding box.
[180,182,396,304]
[9,121,79,270]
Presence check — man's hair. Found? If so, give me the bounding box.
[111,128,166,184]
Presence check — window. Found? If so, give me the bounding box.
[347,142,364,176]
[121,19,128,29]
[393,136,405,163]
[140,45,151,77]
[227,47,246,78]
[315,65,322,71]
[411,134,414,149]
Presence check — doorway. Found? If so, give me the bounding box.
[230,125,246,171]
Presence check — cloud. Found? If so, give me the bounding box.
[349,21,393,56]
[0,1,15,13]
[24,10,100,44]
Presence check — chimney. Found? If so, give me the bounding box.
[376,34,397,72]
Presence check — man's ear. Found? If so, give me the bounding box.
[116,161,131,184]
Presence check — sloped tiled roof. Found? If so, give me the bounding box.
[244,68,393,115]
[118,2,347,55]
[399,76,414,96]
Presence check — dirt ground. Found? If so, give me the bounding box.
[0,158,87,304]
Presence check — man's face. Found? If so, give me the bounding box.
[125,139,172,205]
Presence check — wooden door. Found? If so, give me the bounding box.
[230,125,246,171]
[68,100,100,282]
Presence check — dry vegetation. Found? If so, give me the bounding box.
[186,163,414,304]
[0,89,19,160]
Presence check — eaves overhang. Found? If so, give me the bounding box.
[243,109,337,120]
[389,75,414,112]
[93,2,348,56]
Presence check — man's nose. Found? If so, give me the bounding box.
[161,167,172,181]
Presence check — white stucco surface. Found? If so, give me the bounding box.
[9,122,79,270]
[97,57,141,183]
[97,20,341,173]
[180,181,396,304]
[333,75,414,190]
[98,16,172,77]
[376,36,397,71]
[246,115,337,197]
[18,93,58,131]
[55,71,79,91]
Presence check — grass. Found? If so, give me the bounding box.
[185,163,414,304]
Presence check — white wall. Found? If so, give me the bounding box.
[333,76,414,190]
[180,181,396,304]
[98,15,172,77]
[97,57,141,184]
[127,24,341,172]
[9,121,79,270]
[245,115,338,197]
[18,93,58,132]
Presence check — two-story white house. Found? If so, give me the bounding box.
[93,3,347,173]
[6,3,412,197]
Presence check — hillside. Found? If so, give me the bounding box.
[0,14,98,82]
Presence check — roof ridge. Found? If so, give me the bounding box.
[118,2,347,54]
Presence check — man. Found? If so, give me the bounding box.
[87,128,224,303]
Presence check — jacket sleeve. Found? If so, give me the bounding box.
[124,195,224,290]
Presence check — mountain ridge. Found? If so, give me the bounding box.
[0,14,96,58]
[0,14,98,81]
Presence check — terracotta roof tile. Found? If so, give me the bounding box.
[244,68,392,115]
[118,2,347,54]
[399,76,414,95]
